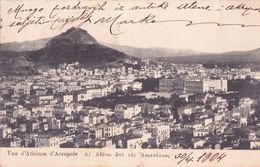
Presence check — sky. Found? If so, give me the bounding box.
[1,0,260,53]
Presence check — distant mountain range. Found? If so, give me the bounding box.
[1,27,260,74]
[104,44,260,66]
[103,43,197,59]
[0,38,50,52]
[157,48,260,65]
[0,27,137,74]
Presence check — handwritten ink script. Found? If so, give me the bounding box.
[1,0,260,35]
[174,152,226,164]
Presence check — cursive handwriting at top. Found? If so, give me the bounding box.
[129,2,169,10]
[7,4,44,19]
[3,1,260,35]
[49,1,107,19]
[7,11,260,35]
[9,15,50,33]
[177,1,211,11]
[225,3,260,16]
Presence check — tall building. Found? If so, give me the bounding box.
[185,79,203,93]
[148,123,170,145]
[185,78,227,93]
[159,79,175,93]
[202,79,227,92]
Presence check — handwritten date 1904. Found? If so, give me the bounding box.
[174,152,227,164]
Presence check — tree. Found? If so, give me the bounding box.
[141,142,149,149]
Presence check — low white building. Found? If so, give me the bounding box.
[115,104,141,119]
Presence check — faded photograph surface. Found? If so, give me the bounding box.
[0,0,260,152]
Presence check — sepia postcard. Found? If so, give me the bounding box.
[0,0,260,166]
